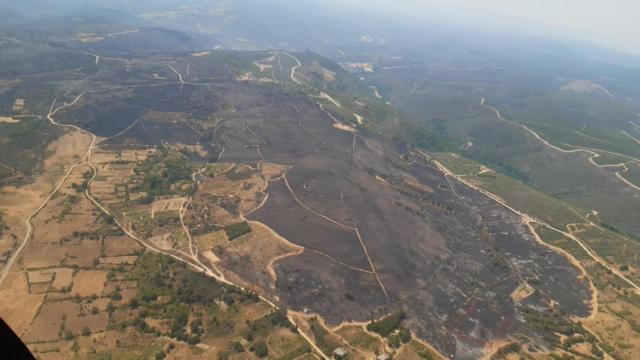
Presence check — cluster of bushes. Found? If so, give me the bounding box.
[127,253,260,343]
[388,327,411,348]
[217,339,267,360]
[0,214,6,237]
[522,308,596,348]
[490,342,521,359]
[132,148,194,203]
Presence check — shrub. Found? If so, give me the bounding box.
[81,326,91,336]
[251,340,269,357]
[230,341,244,352]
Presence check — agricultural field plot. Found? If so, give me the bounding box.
[90,148,198,256]
[203,220,302,297]
[26,267,75,292]
[150,196,187,218]
[0,130,93,270]
[194,230,228,251]
[90,149,154,205]
[1,139,316,358]
[335,325,384,357]
[0,158,130,343]
[99,255,138,265]
[103,234,144,257]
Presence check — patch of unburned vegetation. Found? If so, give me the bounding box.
[224,221,252,241]
[122,252,310,358]
[335,325,383,355]
[367,310,405,337]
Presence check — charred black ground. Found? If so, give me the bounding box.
[0,31,593,358]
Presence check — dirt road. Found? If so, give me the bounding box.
[283,52,303,85]
[432,156,640,295]
[0,96,97,287]
[480,97,640,191]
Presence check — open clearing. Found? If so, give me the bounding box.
[561,79,615,98]
[0,116,20,123]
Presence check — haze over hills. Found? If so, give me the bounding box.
[0,1,640,360]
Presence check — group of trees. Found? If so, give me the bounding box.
[127,253,261,346]
[133,148,194,204]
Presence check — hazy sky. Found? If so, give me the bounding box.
[340,0,640,55]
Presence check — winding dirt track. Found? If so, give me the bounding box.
[283,52,303,85]
[0,96,97,286]
[276,54,390,299]
[480,97,640,191]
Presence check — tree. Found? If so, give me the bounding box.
[106,302,116,316]
[129,298,139,309]
[190,318,203,334]
[620,264,629,271]
[230,341,244,353]
[251,341,268,357]
[81,326,91,336]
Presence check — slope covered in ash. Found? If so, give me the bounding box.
[0,15,593,355]
[240,101,592,359]
[49,49,593,358]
